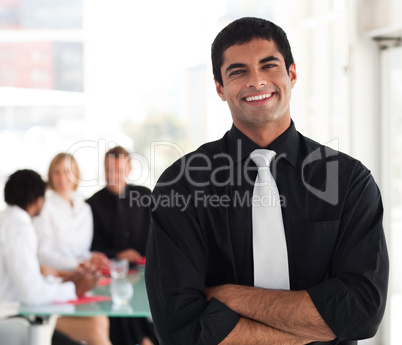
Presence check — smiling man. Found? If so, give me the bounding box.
[145,17,388,345]
[215,39,296,146]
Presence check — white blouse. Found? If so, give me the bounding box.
[32,190,94,271]
[0,206,76,305]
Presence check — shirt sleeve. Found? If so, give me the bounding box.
[145,165,240,345]
[4,222,76,305]
[75,201,94,262]
[133,186,152,257]
[307,163,389,341]
[87,197,118,258]
[33,206,80,271]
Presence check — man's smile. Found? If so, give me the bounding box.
[244,93,274,103]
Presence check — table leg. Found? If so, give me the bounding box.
[28,314,58,345]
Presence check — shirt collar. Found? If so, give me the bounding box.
[46,189,82,211]
[226,120,299,168]
[7,205,31,223]
[105,185,129,199]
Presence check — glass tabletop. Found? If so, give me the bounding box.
[18,268,151,318]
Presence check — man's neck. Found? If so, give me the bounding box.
[26,204,37,218]
[234,117,291,148]
[106,184,127,197]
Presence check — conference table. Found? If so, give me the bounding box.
[18,268,151,345]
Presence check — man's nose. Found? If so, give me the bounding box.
[246,69,267,88]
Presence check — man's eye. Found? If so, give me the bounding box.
[263,64,276,69]
[229,70,244,77]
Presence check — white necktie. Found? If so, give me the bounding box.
[250,149,290,290]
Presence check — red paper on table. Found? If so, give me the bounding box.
[97,277,111,287]
[100,268,110,276]
[136,257,146,266]
[100,268,139,277]
[55,295,111,305]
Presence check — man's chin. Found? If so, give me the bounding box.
[107,184,125,196]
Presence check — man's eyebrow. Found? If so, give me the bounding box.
[225,63,246,75]
[259,56,281,64]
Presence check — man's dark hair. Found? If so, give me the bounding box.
[211,17,294,86]
[105,145,130,160]
[4,169,46,211]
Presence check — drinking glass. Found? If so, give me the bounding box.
[110,259,128,279]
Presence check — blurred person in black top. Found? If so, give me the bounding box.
[145,17,389,345]
[87,146,156,345]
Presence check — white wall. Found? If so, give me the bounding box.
[348,0,402,181]
[349,2,402,344]
[364,0,402,32]
[348,0,381,180]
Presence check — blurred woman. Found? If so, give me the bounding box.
[33,153,111,345]
[34,153,108,272]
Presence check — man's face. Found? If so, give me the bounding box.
[215,38,297,134]
[31,196,45,217]
[105,155,131,196]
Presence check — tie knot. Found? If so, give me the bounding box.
[250,149,277,168]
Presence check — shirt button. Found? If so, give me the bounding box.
[124,232,130,238]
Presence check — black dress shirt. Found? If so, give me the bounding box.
[145,121,389,345]
[87,184,151,257]
[86,184,155,345]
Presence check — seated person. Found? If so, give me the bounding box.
[0,169,110,345]
[87,146,156,345]
[33,153,109,272]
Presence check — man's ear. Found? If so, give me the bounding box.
[214,79,226,101]
[289,63,297,89]
[125,161,132,176]
[27,196,44,217]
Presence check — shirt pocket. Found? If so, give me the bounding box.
[288,220,340,289]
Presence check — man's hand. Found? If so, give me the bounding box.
[116,249,142,263]
[90,251,110,270]
[65,265,100,297]
[40,264,61,277]
[40,265,73,280]
[140,336,154,345]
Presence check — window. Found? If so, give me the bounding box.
[380,44,402,345]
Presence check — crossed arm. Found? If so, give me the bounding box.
[206,285,336,344]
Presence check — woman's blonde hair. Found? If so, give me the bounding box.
[47,153,80,191]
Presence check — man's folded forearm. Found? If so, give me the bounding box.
[219,317,313,345]
[207,285,336,342]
